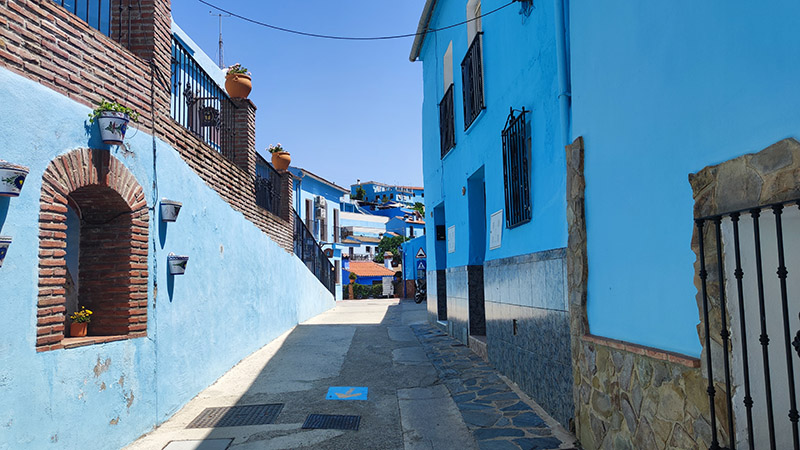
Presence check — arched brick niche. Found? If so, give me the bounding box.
[36,149,149,352]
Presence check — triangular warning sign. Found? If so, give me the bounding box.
[416,248,426,258]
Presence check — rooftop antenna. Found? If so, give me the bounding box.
[210,11,231,69]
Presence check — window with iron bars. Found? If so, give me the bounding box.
[461,33,485,130]
[439,84,455,158]
[501,108,531,228]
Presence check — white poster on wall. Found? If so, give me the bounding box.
[490,210,503,249]
[447,225,456,253]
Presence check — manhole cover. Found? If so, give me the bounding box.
[302,414,361,430]
[186,404,283,428]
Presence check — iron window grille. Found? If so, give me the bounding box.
[439,84,456,158]
[501,107,531,228]
[461,33,485,130]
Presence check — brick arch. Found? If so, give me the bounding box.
[36,149,149,352]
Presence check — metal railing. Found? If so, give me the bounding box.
[695,198,800,450]
[461,33,485,130]
[171,37,238,162]
[293,209,335,294]
[51,0,111,36]
[501,108,531,228]
[254,163,282,217]
[439,84,455,158]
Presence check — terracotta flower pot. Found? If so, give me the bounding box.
[70,322,88,337]
[97,111,130,145]
[225,73,252,99]
[0,161,29,197]
[271,151,291,171]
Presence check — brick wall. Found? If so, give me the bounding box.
[37,149,149,352]
[0,0,295,251]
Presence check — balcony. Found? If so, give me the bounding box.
[170,37,238,163]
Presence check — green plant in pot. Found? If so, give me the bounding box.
[89,99,140,146]
[269,143,291,171]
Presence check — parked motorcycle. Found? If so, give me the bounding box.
[414,278,426,304]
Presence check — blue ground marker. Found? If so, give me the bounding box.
[326,386,368,401]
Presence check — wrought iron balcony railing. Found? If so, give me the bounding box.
[254,163,282,217]
[293,208,335,294]
[171,37,238,163]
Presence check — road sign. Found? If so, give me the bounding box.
[417,260,427,271]
[416,248,426,259]
[326,386,368,401]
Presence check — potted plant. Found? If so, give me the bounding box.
[0,160,29,197]
[225,63,252,99]
[0,236,11,268]
[167,252,190,276]
[88,99,140,145]
[69,306,92,337]
[269,143,291,171]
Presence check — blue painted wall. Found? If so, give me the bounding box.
[569,0,800,356]
[350,182,423,206]
[0,65,334,449]
[386,217,425,239]
[401,236,427,280]
[419,0,567,274]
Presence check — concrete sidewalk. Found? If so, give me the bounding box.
[125,300,577,450]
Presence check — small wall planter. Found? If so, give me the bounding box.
[97,111,130,145]
[271,152,291,171]
[225,73,252,99]
[0,236,10,268]
[0,161,29,197]
[167,253,189,275]
[160,199,183,222]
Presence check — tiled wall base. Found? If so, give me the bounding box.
[484,249,574,428]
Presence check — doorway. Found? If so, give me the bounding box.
[467,168,486,336]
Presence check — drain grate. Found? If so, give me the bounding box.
[186,404,283,428]
[302,414,361,431]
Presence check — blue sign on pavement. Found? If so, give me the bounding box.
[326,386,368,401]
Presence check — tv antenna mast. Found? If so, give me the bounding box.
[210,11,231,69]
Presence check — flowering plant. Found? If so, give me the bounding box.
[88,99,140,123]
[70,306,93,323]
[226,63,250,76]
[268,143,286,154]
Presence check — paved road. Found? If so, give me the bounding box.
[125,299,577,450]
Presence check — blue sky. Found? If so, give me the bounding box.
[171,0,426,188]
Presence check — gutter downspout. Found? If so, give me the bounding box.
[554,0,571,146]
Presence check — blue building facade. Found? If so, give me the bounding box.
[350,181,424,206]
[411,0,572,427]
[386,216,426,239]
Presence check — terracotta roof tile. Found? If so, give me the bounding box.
[347,261,396,277]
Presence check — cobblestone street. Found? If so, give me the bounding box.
[126,300,577,450]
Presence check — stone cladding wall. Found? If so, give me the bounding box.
[566,137,712,449]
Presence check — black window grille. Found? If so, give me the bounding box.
[439,84,455,158]
[501,108,531,228]
[461,33,485,130]
[171,37,238,163]
[50,0,111,36]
